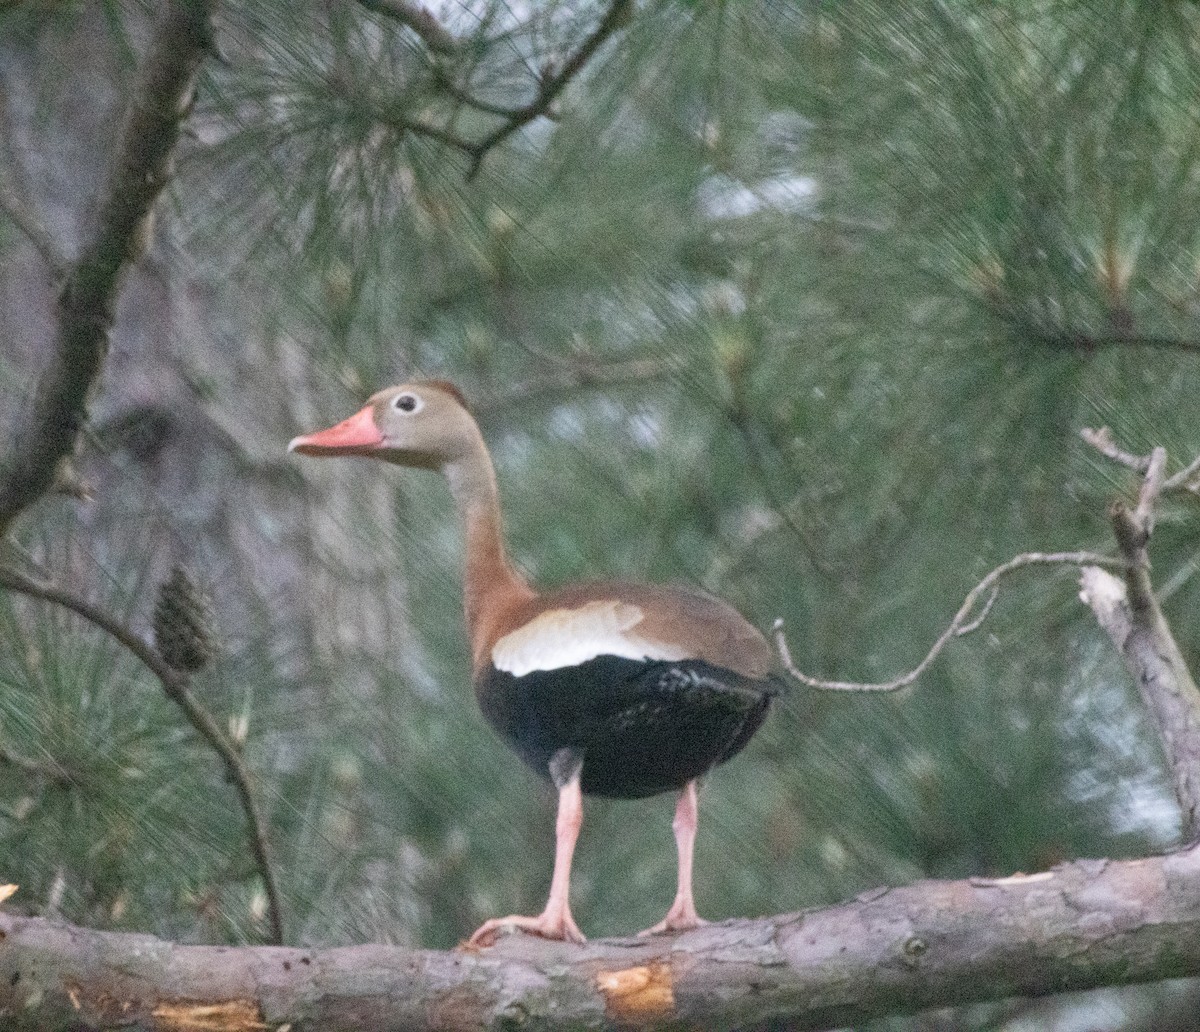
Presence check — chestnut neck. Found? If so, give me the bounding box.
[443,448,535,672]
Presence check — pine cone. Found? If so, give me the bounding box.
[153,565,218,672]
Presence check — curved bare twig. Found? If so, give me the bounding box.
[774,550,1127,693]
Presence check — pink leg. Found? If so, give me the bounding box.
[639,780,708,936]
[468,775,586,947]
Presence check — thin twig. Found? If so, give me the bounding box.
[356,0,460,55]
[955,585,998,637]
[465,0,633,179]
[434,73,532,119]
[380,110,477,154]
[1079,427,1150,474]
[1158,548,1200,604]
[1165,450,1200,494]
[0,565,285,945]
[1083,427,1200,498]
[773,551,1127,693]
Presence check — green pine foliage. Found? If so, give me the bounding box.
[2,0,1200,1024]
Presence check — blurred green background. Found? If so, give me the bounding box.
[2,1,1199,1027]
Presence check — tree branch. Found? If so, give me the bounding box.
[356,0,461,55]
[1080,566,1200,841]
[1080,429,1200,841]
[465,0,634,179]
[774,551,1127,693]
[3,844,1200,1030]
[1081,428,1200,499]
[1080,426,1151,474]
[433,72,536,119]
[0,0,217,537]
[0,566,286,945]
[1164,450,1200,494]
[376,108,478,154]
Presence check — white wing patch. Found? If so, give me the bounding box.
[492,600,689,677]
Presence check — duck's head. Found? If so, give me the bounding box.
[288,380,480,471]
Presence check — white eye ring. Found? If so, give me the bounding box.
[393,393,422,413]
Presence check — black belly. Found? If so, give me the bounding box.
[476,655,777,799]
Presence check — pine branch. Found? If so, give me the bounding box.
[376,108,478,155]
[774,551,1127,693]
[464,0,634,180]
[433,72,535,119]
[0,0,218,537]
[0,566,286,945]
[356,0,461,55]
[354,1,633,174]
[4,843,1200,1030]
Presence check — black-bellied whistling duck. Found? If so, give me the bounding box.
[289,381,778,945]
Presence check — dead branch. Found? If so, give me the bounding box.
[3,844,1200,1031]
[1164,450,1200,494]
[1082,427,1200,496]
[1079,426,1151,474]
[0,566,285,944]
[1134,447,1168,532]
[1080,567,1200,840]
[1080,428,1200,841]
[774,551,1126,693]
[0,0,218,537]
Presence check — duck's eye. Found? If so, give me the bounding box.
[393,394,420,413]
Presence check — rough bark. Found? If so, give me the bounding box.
[0,0,218,535]
[4,843,1200,1031]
